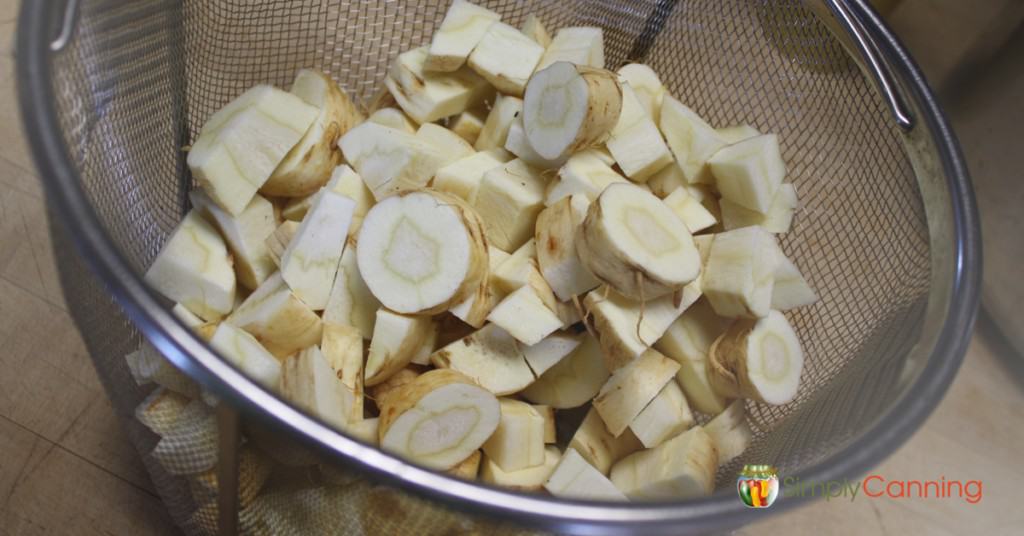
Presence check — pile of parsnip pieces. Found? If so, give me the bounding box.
[137,0,819,501]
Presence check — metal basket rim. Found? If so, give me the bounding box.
[16,0,980,533]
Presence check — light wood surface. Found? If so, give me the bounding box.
[0,2,1019,535]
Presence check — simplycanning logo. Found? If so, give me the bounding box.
[737,465,983,507]
[737,465,779,508]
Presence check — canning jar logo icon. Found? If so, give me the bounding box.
[738,465,779,508]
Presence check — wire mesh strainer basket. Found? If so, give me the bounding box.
[17,0,979,534]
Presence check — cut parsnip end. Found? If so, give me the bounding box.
[538,27,605,70]
[280,345,354,430]
[655,299,731,415]
[320,323,364,423]
[368,365,422,406]
[703,226,778,319]
[568,407,643,474]
[491,239,537,294]
[378,369,500,470]
[209,323,281,390]
[415,123,475,166]
[430,323,535,396]
[659,96,726,185]
[708,310,804,405]
[720,183,797,233]
[468,22,544,96]
[520,14,552,48]
[349,417,380,445]
[144,210,236,321]
[487,283,563,345]
[448,245,510,328]
[521,334,609,408]
[546,150,628,206]
[472,159,548,251]
[323,242,380,339]
[555,299,583,328]
[607,114,673,182]
[704,400,752,466]
[387,46,493,124]
[593,348,680,437]
[424,0,501,72]
[450,108,487,145]
[227,273,323,359]
[367,84,399,114]
[357,190,488,314]
[187,86,319,216]
[171,302,204,328]
[280,189,355,310]
[482,399,546,472]
[448,278,495,330]
[448,450,483,480]
[610,426,717,499]
[410,321,439,366]
[663,186,717,234]
[263,70,363,197]
[708,134,786,214]
[367,107,417,133]
[606,82,672,181]
[534,404,557,443]
[280,195,309,222]
[189,190,277,291]
[364,309,432,386]
[482,446,560,490]
[194,322,220,342]
[523,62,622,161]
[544,448,627,501]
[433,149,510,203]
[577,183,700,300]
[475,95,522,151]
[523,331,583,378]
[338,122,447,200]
[282,165,373,233]
[616,64,666,119]
[327,164,377,237]
[536,194,601,301]
[629,380,694,448]
[584,282,702,370]
[716,124,761,144]
[647,161,686,198]
[771,246,818,311]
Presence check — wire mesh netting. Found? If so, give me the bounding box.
[44,0,930,533]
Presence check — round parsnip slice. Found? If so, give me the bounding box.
[576,182,700,300]
[708,310,804,405]
[357,190,488,314]
[523,62,622,161]
[378,369,500,470]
